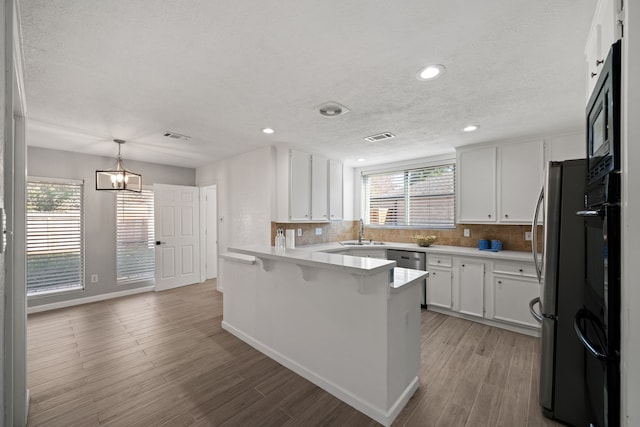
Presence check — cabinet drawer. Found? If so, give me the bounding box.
[493,261,536,278]
[428,255,452,268]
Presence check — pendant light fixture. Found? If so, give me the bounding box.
[96,139,142,192]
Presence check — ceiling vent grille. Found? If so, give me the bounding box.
[317,101,350,117]
[163,131,191,141]
[364,132,395,142]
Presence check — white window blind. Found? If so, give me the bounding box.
[27,180,84,296]
[362,163,455,228]
[117,189,155,285]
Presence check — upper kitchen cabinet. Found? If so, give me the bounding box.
[328,159,343,220]
[457,140,543,224]
[290,150,312,220]
[498,140,544,223]
[311,155,329,221]
[457,146,497,223]
[275,146,344,222]
[585,0,623,97]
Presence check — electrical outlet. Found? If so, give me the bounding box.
[525,231,533,241]
[91,274,98,283]
[315,227,322,236]
[463,228,470,237]
[297,228,302,237]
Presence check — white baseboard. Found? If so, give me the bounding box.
[27,286,155,314]
[426,307,541,337]
[221,320,415,427]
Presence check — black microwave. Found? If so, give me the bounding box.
[586,40,621,189]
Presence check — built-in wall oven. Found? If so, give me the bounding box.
[574,38,621,427]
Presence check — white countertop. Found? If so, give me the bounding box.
[391,267,428,293]
[301,241,535,263]
[229,244,395,276]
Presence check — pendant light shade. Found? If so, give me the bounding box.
[96,139,142,192]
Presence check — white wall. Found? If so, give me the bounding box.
[196,146,275,253]
[622,3,640,424]
[27,147,196,308]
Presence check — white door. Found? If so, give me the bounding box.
[154,184,200,291]
[206,186,217,279]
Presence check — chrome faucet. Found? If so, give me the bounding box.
[358,219,365,243]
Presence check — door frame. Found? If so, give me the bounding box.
[199,184,219,288]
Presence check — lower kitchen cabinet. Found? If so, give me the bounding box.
[348,249,387,259]
[426,267,452,309]
[492,275,540,328]
[455,259,485,317]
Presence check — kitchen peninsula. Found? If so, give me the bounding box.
[220,245,427,427]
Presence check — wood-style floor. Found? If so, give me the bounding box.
[26,280,562,427]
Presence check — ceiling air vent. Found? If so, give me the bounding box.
[364,132,395,142]
[163,131,191,142]
[317,101,350,117]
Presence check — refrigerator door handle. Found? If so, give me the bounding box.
[529,297,543,323]
[576,209,605,217]
[532,187,544,282]
[574,308,609,361]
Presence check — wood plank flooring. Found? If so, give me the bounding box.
[26,280,562,426]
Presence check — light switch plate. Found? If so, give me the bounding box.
[525,231,533,241]
[463,228,470,237]
[297,228,302,237]
[315,227,322,235]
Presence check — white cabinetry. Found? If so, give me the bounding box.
[585,0,623,97]
[498,140,544,223]
[457,140,543,224]
[455,259,484,317]
[311,155,328,221]
[328,159,343,220]
[348,248,387,259]
[426,255,452,309]
[457,146,496,222]
[491,261,540,329]
[290,150,312,220]
[276,147,344,222]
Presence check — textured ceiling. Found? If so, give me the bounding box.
[19,0,596,168]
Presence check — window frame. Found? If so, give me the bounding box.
[360,161,456,229]
[26,176,85,298]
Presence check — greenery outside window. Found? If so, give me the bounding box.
[361,163,455,228]
[27,178,84,296]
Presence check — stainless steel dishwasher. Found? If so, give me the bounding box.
[387,249,427,307]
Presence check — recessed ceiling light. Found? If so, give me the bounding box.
[262,128,275,134]
[357,158,366,162]
[463,125,479,132]
[417,64,445,81]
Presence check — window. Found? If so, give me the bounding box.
[361,163,455,228]
[117,189,155,284]
[27,179,84,296]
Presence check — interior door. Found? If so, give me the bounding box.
[154,184,200,291]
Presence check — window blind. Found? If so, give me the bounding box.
[27,180,84,296]
[362,163,455,228]
[117,189,155,284]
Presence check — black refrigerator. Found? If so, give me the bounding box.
[529,159,588,426]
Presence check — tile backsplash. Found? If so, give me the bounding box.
[272,221,542,252]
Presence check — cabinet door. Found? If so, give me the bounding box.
[328,159,343,220]
[499,140,543,223]
[311,155,328,221]
[457,146,496,223]
[457,260,484,317]
[493,276,540,328]
[427,267,452,309]
[290,150,311,220]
